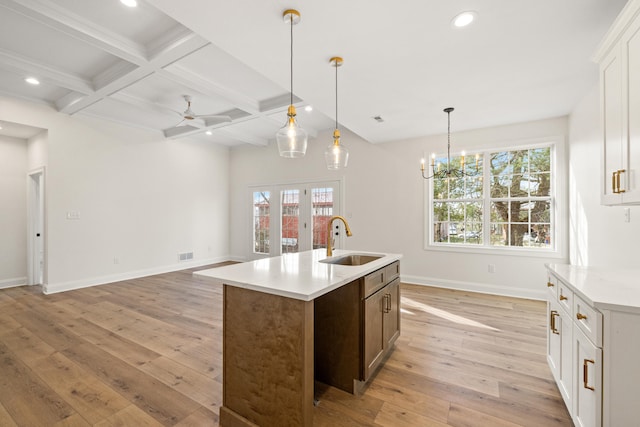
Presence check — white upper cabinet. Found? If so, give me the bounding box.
[594,0,640,205]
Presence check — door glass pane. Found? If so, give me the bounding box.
[253,191,270,254]
[311,187,334,249]
[281,190,300,253]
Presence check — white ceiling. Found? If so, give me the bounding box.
[0,0,628,146]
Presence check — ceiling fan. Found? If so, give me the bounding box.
[172,95,232,128]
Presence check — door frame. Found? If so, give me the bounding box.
[27,167,46,287]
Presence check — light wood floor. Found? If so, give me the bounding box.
[0,264,572,426]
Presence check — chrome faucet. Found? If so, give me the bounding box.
[326,215,352,257]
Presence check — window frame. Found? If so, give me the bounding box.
[424,136,567,259]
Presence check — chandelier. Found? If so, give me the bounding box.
[421,107,478,179]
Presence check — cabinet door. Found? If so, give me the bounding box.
[547,298,573,409]
[600,45,624,205]
[383,278,400,349]
[621,17,640,203]
[573,327,602,427]
[363,288,385,380]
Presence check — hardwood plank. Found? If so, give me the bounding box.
[0,342,76,426]
[94,404,165,427]
[30,352,130,424]
[173,407,218,427]
[374,401,450,426]
[61,342,200,426]
[0,402,18,427]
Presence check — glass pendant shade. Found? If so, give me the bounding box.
[277,105,308,158]
[325,56,348,170]
[278,9,307,158]
[325,129,349,170]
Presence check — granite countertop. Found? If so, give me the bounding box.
[546,263,640,313]
[194,249,402,301]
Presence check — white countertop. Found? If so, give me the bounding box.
[546,263,640,313]
[194,249,403,301]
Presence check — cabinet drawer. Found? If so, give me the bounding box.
[385,261,400,282]
[547,273,558,299]
[557,281,573,315]
[573,295,603,348]
[364,268,386,298]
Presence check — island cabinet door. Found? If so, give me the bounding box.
[363,288,385,380]
[383,278,400,349]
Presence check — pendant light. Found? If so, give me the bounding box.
[325,56,349,170]
[276,9,308,158]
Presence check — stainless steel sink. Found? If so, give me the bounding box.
[320,254,383,266]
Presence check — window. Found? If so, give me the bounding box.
[253,191,270,254]
[430,144,554,250]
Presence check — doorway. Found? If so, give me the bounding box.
[27,168,45,286]
[251,180,343,259]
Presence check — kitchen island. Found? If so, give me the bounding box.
[195,249,402,427]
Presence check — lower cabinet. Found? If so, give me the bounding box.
[544,267,640,427]
[363,277,400,380]
[315,261,400,394]
[573,326,602,427]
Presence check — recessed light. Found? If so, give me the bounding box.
[206,131,212,136]
[25,77,40,85]
[304,105,313,112]
[120,0,137,7]
[452,11,477,28]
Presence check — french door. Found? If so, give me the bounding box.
[251,181,341,258]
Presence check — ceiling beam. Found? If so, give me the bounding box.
[0,0,147,64]
[0,47,93,94]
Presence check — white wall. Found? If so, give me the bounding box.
[230,117,569,299]
[568,85,640,267]
[0,135,27,287]
[1,96,230,293]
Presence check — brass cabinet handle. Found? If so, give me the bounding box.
[547,281,554,287]
[559,294,568,301]
[618,169,626,193]
[576,313,588,321]
[550,310,559,335]
[583,359,595,391]
[613,169,627,194]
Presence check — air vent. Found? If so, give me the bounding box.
[373,115,384,123]
[178,251,194,262]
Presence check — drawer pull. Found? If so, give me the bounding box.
[547,282,554,288]
[550,310,559,335]
[583,359,595,391]
[576,313,588,321]
[559,294,568,301]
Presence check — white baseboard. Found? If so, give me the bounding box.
[0,276,27,289]
[43,256,232,295]
[401,274,546,301]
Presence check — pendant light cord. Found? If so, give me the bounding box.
[447,109,451,171]
[290,13,293,107]
[335,60,338,130]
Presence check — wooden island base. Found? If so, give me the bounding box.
[221,285,314,427]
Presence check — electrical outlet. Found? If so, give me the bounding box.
[113,257,119,265]
[624,207,631,223]
[488,264,496,273]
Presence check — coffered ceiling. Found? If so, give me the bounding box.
[0,0,628,146]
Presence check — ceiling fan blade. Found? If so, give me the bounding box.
[175,118,188,127]
[188,119,205,129]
